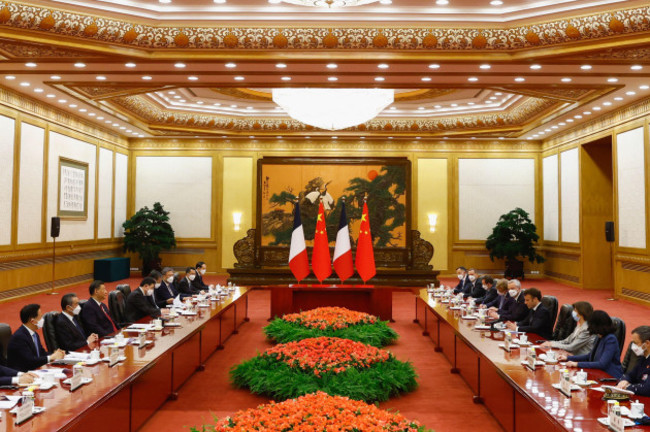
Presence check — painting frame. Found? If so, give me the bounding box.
[255,156,412,268]
[57,156,89,220]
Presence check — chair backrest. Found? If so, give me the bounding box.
[0,323,12,366]
[42,311,60,352]
[622,341,644,374]
[108,290,126,327]
[541,295,559,329]
[116,284,131,298]
[611,317,626,353]
[552,304,576,341]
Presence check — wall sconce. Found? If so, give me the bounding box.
[428,213,438,233]
[233,212,242,232]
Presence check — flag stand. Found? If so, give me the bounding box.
[48,236,59,295]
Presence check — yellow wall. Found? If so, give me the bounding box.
[417,158,448,271]
[221,157,255,269]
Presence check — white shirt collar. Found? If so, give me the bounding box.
[92,297,102,306]
[63,311,76,322]
[532,302,540,311]
[23,324,36,336]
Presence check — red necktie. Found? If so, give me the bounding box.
[100,303,118,332]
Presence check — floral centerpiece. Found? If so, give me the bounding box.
[231,337,417,402]
[191,392,432,432]
[264,307,398,347]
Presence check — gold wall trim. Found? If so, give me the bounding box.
[621,288,650,302]
[0,243,121,263]
[544,270,580,283]
[621,261,650,273]
[0,273,93,302]
[0,2,649,52]
[0,248,120,270]
[161,248,206,255]
[544,251,580,262]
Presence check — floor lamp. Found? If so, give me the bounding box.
[49,216,60,295]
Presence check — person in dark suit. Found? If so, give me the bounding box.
[617,326,650,396]
[178,267,203,296]
[7,304,65,372]
[453,267,472,295]
[465,270,486,299]
[560,310,623,378]
[192,261,212,292]
[505,287,553,339]
[125,277,162,323]
[0,364,38,386]
[55,293,98,352]
[487,279,528,322]
[80,280,119,337]
[149,270,174,308]
[156,267,190,302]
[484,279,509,310]
[474,276,497,305]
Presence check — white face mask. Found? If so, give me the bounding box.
[72,305,81,315]
[155,282,161,289]
[457,274,464,280]
[166,276,174,283]
[508,289,518,297]
[146,289,154,296]
[468,275,476,282]
[631,342,646,356]
[200,269,206,275]
[189,274,196,281]
[35,318,44,329]
[482,285,488,291]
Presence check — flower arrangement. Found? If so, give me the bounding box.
[231,337,417,402]
[264,307,398,347]
[191,392,433,432]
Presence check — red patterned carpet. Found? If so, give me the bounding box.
[0,277,648,431]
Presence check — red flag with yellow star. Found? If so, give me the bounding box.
[355,200,376,283]
[311,201,332,283]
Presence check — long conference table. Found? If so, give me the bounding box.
[414,289,650,432]
[0,287,250,432]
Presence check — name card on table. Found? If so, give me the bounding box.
[138,332,147,348]
[525,349,537,371]
[15,400,34,425]
[69,373,83,392]
[609,410,625,432]
[503,332,512,352]
[559,375,573,398]
[109,350,119,367]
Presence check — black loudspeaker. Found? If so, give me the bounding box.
[51,217,60,238]
[605,221,615,242]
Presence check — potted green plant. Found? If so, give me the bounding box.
[485,207,544,279]
[122,202,176,276]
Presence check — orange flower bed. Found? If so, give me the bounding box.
[283,307,377,330]
[266,337,390,376]
[212,392,430,431]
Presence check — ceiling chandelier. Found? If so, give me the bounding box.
[272,88,394,131]
[275,0,382,7]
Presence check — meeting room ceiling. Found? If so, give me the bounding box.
[0,0,648,140]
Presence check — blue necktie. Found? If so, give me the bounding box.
[32,332,40,356]
[73,318,84,336]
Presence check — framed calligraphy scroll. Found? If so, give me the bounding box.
[57,157,89,220]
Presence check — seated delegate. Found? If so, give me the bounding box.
[540,301,594,356]
[0,365,38,386]
[505,287,553,340]
[80,280,119,337]
[55,293,99,352]
[125,277,162,323]
[617,325,650,396]
[483,279,508,310]
[487,279,528,323]
[473,276,497,306]
[559,310,623,378]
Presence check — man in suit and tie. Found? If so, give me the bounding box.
[178,267,204,296]
[80,280,119,337]
[464,270,486,299]
[506,287,553,339]
[487,279,528,323]
[149,270,174,308]
[453,267,472,295]
[125,277,162,323]
[55,293,98,352]
[192,261,213,292]
[156,267,190,302]
[0,364,38,386]
[7,304,65,372]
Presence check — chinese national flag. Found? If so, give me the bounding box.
[311,201,332,283]
[355,201,376,283]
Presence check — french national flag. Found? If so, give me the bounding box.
[288,201,310,282]
[333,198,354,283]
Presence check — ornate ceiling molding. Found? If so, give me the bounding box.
[210,87,457,102]
[0,2,649,52]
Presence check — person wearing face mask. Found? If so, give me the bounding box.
[487,279,527,322]
[193,261,212,292]
[540,301,594,356]
[505,288,553,339]
[178,267,204,296]
[7,304,65,372]
[125,277,162,323]
[156,267,189,303]
[474,276,497,306]
[149,270,174,308]
[617,326,650,396]
[465,269,486,299]
[54,293,99,352]
[453,267,472,295]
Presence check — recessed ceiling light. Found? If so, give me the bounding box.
[105,120,111,123]
[379,0,392,4]
[234,76,245,81]
[50,75,61,80]
[494,92,502,96]
[378,63,389,69]
[175,62,186,68]
[490,0,503,5]
[79,108,87,112]
[374,77,385,81]
[417,107,425,110]
[489,96,497,100]
[626,91,636,96]
[188,76,198,81]
[112,123,119,126]
[631,65,643,71]
[276,63,287,68]
[435,0,449,4]
[89,113,96,116]
[5,75,15,80]
[142,76,152,80]
[46,94,55,98]
[416,137,421,139]
[213,103,221,106]
[125,62,136,68]
[428,64,440,69]
[225,62,237,68]
[74,62,86,68]
[559,122,566,126]
[126,129,132,133]
[196,101,204,104]
[530,64,542,70]
[574,115,582,119]
[247,106,254,110]
[214,0,226,3]
[527,137,533,140]
[19,82,29,87]
[614,97,623,101]
[466,102,474,106]
[69,104,77,108]
[468,77,478,82]
[159,0,171,3]
[580,65,592,70]
[561,77,572,82]
[603,101,612,106]
[607,77,618,83]
[58,99,67,103]
[96,76,106,80]
[326,63,338,69]
[434,104,442,108]
[551,126,558,129]
[173,95,182,99]
[421,77,432,82]
[119,126,126,130]
[640,85,650,90]
[230,104,238,108]
[33,88,43,93]
[566,119,574,123]
[179,99,186,102]
[451,103,458,107]
[25,62,37,68]
[328,76,338,81]
[281,76,291,81]
[389,107,397,110]
[544,129,552,132]
[583,111,592,115]
[593,106,601,111]
[485,100,494,104]
[538,132,545,135]
[332,136,338,139]
[514,77,525,82]
[168,91,176,94]
[479,64,491,70]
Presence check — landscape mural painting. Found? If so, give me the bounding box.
[258,158,409,249]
